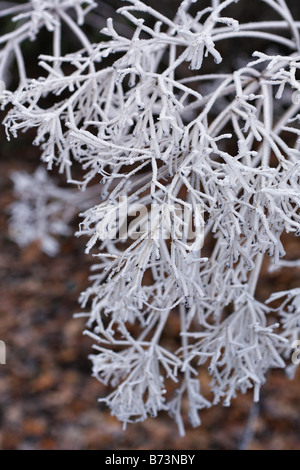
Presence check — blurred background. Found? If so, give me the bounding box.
[0,0,300,450]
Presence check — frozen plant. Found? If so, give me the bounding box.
[9,167,99,256]
[1,0,300,435]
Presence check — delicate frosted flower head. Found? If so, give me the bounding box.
[1,0,300,434]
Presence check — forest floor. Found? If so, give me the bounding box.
[1,132,300,450]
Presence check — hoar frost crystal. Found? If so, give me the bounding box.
[1,0,300,435]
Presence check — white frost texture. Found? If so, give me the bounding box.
[1,0,300,434]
